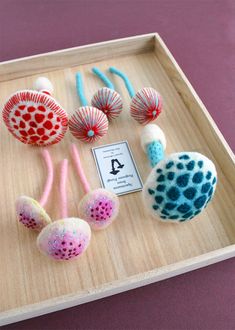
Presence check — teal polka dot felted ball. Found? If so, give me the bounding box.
[143,152,217,222]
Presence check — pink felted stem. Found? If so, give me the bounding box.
[39,149,54,207]
[60,159,68,219]
[71,144,91,194]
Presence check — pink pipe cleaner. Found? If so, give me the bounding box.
[59,159,68,219]
[71,144,91,194]
[39,149,54,207]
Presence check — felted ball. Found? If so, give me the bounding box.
[37,218,91,261]
[69,106,109,143]
[16,196,51,231]
[34,77,54,95]
[143,152,217,222]
[2,90,68,146]
[141,124,166,151]
[130,87,162,125]
[78,188,119,230]
[91,87,123,121]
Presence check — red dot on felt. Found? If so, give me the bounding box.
[35,114,45,123]
[13,125,18,129]
[30,135,40,142]
[22,113,31,121]
[57,117,61,122]
[29,121,37,128]
[37,128,45,136]
[48,112,53,119]
[28,128,35,135]
[19,130,27,137]
[15,110,20,116]
[19,121,26,129]
[43,120,53,130]
[54,124,60,129]
[28,106,36,113]
[42,135,49,141]
[19,105,26,110]
[11,118,16,123]
[50,130,56,136]
[38,105,46,112]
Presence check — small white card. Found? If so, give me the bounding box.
[92,141,143,196]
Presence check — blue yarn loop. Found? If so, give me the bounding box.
[109,66,135,98]
[146,141,164,168]
[76,72,88,106]
[92,67,114,90]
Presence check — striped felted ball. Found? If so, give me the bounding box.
[130,87,162,125]
[91,87,123,121]
[68,106,109,143]
[143,152,217,222]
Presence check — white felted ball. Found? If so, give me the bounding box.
[34,77,54,94]
[141,124,166,152]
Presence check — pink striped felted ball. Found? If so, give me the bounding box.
[68,106,109,143]
[130,87,162,125]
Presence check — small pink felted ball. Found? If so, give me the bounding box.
[91,87,123,121]
[16,196,51,231]
[130,87,162,125]
[78,188,119,230]
[37,218,91,261]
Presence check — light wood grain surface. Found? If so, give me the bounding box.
[0,34,234,325]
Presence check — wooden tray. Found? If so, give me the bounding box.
[0,33,234,326]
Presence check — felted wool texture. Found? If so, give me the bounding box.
[147,141,165,168]
[37,218,91,261]
[141,124,166,152]
[143,152,217,222]
[91,87,123,121]
[2,90,68,146]
[68,106,108,143]
[78,188,119,230]
[16,196,51,231]
[130,87,162,125]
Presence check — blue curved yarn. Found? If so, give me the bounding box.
[109,66,135,98]
[146,141,164,168]
[92,67,114,90]
[76,72,88,106]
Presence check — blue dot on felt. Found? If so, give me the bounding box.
[177,163,184,169]
[155,195,163,204]
[183,187,197,200]
[177,203,191,213]
[206,171,212,180]
[156,168,162,173]
[160,216,167,219]
[148,188,155,195]
[87,129,95,137]
[161,209,170,216]
[201,182,211,193]
[169,215,179,219]
[157,184,165,192]
[212,177,217,185]
[198,160,203,168]
[157,174,165,182]
[165,202,176,210]
[152,205,159,210]
[192,171,204,184]
[166,161,174,169]
[208,187,214,197]
[167,186,180,201]
[182,211,193,219]
[194,195,207,209]
[176,173,190,187]
[179,154,190,160]
[167,172,175,180]
[186,160,195,171]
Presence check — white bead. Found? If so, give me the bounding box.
[34,77,54,94]
[141,124,166,151]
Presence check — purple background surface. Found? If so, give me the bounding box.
[1,0,235,329]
